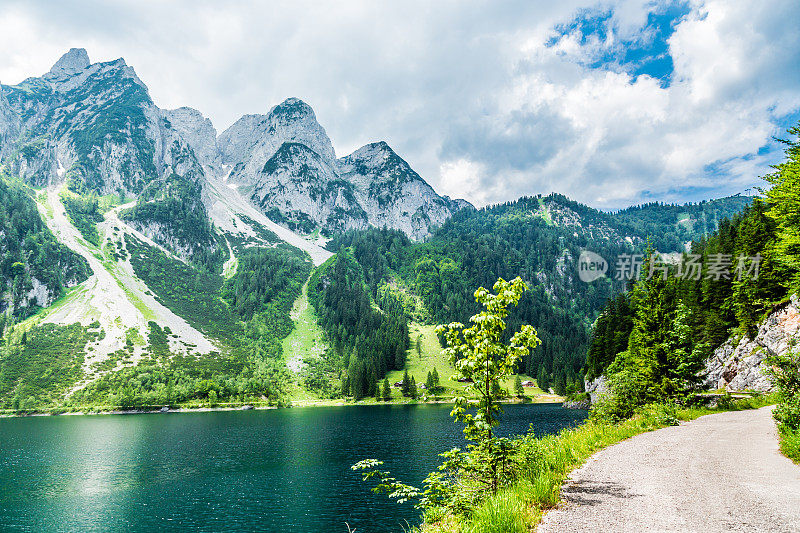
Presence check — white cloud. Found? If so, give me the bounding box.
[440,0,800,207]
[0,0,797,209]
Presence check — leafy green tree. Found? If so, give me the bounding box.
[416,335,423,358]
[437,277,540,442]
[432,367,440,389]
[354,276,542,505]
[767,351,800,431]
[409,376,418,399]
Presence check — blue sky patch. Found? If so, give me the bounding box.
[548,1,691,87]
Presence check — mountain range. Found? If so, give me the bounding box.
[0,49,753,410]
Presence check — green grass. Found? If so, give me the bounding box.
[98,192,127,213]
[282,282,325,358]
[385,323,545,400]
[421,396,774,533]
[462,489,531,533]
[125,234,242,344]
[283,281,331,403]
[780,427,800,463]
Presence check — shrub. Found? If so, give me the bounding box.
[767,351,800,431]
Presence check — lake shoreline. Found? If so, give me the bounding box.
[0,394,565,418]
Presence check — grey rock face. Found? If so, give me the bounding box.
[161,107,219,170]
[219,98,336,187]
[0,88,19,160]
[220,98,470,238]
[1,50,161,194]
[47,48,91,78]
[563,398,591,409]
[0,51,223,263]
[704,295,800,392]
[585,375,610,404]
[338,142,458,240]
[251,142,367,234]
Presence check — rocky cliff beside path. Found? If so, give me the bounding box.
[584,296,800,402]
[704,295,800,392]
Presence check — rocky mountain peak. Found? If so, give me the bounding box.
[219,97,336,185]
[48,48,90,77]
[269,97,315,121]
[342,141,394,164]
[265,97,335,161]
[339,141,419,188]
[162,107,218,168]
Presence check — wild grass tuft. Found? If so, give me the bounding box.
[465,489,528,533]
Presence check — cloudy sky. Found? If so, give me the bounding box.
[1,0,798,209]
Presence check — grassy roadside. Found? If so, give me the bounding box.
[421,395,775,533]
[779,428,800,463]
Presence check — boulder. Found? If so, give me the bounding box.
[704,295,800,392]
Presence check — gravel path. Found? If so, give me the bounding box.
[538,406,800,533]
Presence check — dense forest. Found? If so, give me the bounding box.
[308,249,409,399]
[120,172,225,272]
[613,195,752,252]
[322,194,751,394]
[0,164,756,408]
[586,200,785,390]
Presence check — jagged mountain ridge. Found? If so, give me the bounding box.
[0,50,469,248]
[219,97,471,239]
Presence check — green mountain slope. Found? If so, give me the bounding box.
[321,193,753,395]
[0,172,90,322]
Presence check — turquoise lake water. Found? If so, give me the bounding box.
[0,403,587,532]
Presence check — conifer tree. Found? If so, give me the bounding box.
[410,376,418,399]
[382,378,391,401]
[765,124,800,291]
[401,369,411,397]
[514,375,524,397]
[374,377,381,400]
[536,366,549,392]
